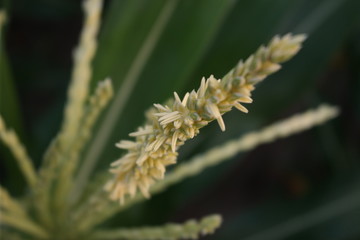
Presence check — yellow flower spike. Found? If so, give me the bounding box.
[106,33,306,203]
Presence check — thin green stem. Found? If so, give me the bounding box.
[33,0,104,228]
[54,79,113,223]
[0,185,27,217]
[0,116,37,188]
[91,214,222,240]
[72,0,178,203]
[74,104,338,230]
[0,211,49,239]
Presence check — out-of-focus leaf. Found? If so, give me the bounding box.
[0,15,23,136]
[116,0,360,232]
[216,177,360,240]
[0,10,26,193]
[74,0,237,196]
[169,0,360,204]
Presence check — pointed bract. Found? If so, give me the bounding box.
[106,34,306,203]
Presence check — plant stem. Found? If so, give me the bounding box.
[0,211,49,239]
[74,104,339,230]
[72,0,178,204]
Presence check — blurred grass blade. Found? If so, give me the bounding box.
[74,0,236,199]
[174,0,360,202]
[0,10,23,136]
[0,9,27,192]
[295,0,347,34]
[72,104,338,231]
[0,211,49,239]
[92,214,222,240]
[242,190,360,240]
[73,0,178,200]
[0,116,37,187]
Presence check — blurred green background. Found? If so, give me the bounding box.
[1,0,360,239]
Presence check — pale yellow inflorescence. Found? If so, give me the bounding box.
[105,33,306,204]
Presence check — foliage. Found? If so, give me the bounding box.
[0,0,359,239]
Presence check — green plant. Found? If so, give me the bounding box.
[0,0,353,239]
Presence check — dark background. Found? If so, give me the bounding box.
[1,0,359,239]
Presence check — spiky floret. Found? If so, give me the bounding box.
[105,33,306,203]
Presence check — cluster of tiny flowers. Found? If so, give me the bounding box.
[105,34,306,203]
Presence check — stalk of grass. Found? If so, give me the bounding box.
[74,104,338,231]
[72,0,179,204]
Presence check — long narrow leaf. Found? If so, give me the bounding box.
[74,0,179,202]
[74,0,236,201]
